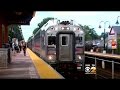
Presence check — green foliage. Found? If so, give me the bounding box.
[79,24,99,41]
[29,18,100,42]
[8,25,24,41]
[27,36,33,42]
[100,32,108,39]
[117,39,120,54]
[33,27,39,35]
[33,17,54,35]
[38,17,54,28]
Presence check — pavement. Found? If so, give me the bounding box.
[0,50,40,79]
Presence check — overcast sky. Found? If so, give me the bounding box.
[21,11,120,41]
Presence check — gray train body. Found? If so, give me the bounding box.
[27,20,85,71]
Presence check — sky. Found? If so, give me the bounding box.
[21,11,120,41]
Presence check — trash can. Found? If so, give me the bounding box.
[0,48,8,68]
[2,43,12,64]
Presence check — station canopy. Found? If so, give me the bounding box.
[0,11,35,25]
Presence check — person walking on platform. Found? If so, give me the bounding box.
[12,42,16,56]
[18,42,22,52]
[23,42,27,56]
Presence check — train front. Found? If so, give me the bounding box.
[46,20,85,72]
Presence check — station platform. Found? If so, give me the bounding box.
[0,48,64,79]
[85,51,120,60]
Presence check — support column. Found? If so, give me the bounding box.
[0,24,2,48]
[4,24,8,43]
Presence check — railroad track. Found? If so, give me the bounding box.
[95,67,120,79]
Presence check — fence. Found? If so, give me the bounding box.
[85,55,120,79]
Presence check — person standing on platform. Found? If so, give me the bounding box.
[23,42,27,56]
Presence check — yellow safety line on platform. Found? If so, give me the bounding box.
[27,48,64,79]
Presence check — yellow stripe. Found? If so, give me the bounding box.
[27,48,64,79]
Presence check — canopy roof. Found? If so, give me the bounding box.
[0,11,35,25]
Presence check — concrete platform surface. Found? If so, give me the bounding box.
[0,50,40,79]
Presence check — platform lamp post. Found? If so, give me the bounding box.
[115,16,120,25]
[99,21,111,54]
[88,25,94,41]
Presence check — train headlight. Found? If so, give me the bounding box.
[61,27,70,30]
[61,27,64,30]
[51,27,54,30]
[78,55,82,60]
[67,27,70,30]
[55,27,58,31]
[48,55,53,60]
[73,28,76,31]
[78,56,82,59]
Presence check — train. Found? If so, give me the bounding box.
[27,19,85,72]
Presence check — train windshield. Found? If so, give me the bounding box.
[48,36,56,45]
[76,36,83,45]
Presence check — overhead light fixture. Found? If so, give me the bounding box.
[15,12,23,15]
[99,25,101,28]
[108,25,111,28]
[116,20,119,24]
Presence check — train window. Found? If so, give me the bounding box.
[48,36,56,45]
[62,36,68,45]
[76,37,83,45]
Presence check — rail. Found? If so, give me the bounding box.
[85,51,120,60]
[85,55,120,79]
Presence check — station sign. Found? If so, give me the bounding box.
[108,28,117,49]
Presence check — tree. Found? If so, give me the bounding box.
[116,39,120,54]
[38,17,54,28]
[33,17,54,35]
[33,27,39,35]
[27,36,33,42]
[100,32,108,39]
[79,24,99,41]
[8,25,24,42]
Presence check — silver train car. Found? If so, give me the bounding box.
[27,19,85,71]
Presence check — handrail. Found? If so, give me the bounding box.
[85,55,120,79]
[85,51,120,60]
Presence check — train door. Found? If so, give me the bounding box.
[56,31,75,62]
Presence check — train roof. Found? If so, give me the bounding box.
[32,19,84,38]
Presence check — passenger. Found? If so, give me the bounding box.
[14,44,19,53]
[18,42,22,52]
[12,43,16,55]
[96,48,99,52]
[23,42,27,56]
